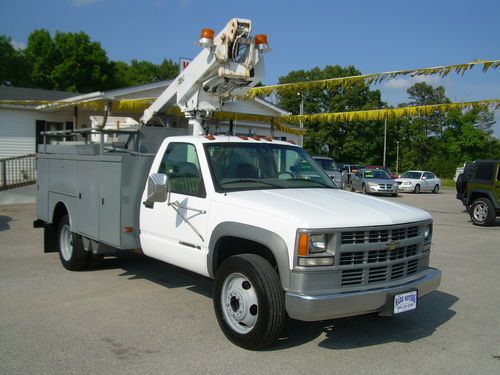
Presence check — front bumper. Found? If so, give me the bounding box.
[367,185,398,194]
[285,268,441,321]
[398,185,415,192]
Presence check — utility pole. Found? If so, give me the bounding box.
[396,141,400,175]
[383,117,387,166]
[298,93,304,147]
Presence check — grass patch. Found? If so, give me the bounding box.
[441,178,456,188]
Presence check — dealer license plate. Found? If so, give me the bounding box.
[393,291,418,314]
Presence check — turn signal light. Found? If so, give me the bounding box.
[298,233,309,256]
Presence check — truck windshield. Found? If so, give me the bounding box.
[204,142,337,192]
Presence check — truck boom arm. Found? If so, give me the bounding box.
[140,18,269,134]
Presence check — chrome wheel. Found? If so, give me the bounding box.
[59,223,73,262]
[221,273,258,334]
[473,202,488,223]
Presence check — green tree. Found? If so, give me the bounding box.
[51,31,114,92]
[158,58,178,80]
[24,29,58,89]
[22,29,114,92]
[395,83,499,177]
[277,65,385,162]
[0,35,28,86]
[4,29,179,92]
[113,58,178,87]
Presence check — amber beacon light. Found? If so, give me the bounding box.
[198,28,215,47]
[254,34,270,52]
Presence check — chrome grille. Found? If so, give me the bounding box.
[342,226,419,244]
[338,223,425,288]
[377,183,394,190]
[341,259,420,287]
[340,245,418,266]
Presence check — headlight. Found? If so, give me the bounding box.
[403,181,412,185]
[368,182,378,187]
[309,234,327,253]
[297,232,336,267]
[424,223,433,243]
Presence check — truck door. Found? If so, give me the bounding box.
[140,142,210,276]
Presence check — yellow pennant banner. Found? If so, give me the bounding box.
[281,99,500,124]
[4,98,498,133]
[247,59,500,98]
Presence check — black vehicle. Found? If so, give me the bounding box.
[338,163,361,187]
[456,160,500,226]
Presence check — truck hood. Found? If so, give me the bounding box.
[220,188,430,228]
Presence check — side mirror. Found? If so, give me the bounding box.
[147,173,169,202]
[422,176,427,180]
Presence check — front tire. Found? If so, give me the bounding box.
[414,184,421,194]
[361,184,367,194]
[470,198,496,226]
[57,215,90,271]
[214,254,285,350]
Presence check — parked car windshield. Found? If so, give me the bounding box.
[400,171,423,179]
[204,143,337,192]
[315,158,339,171]
[363,169,391,179]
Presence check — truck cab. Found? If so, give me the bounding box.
[140,135,441,348]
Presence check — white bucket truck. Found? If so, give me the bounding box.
[34,19,441,349]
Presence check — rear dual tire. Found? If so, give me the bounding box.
[57,215,91,271]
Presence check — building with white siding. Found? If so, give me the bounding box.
[0,82,296,159]
[0,87,76,158]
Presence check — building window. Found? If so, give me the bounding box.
[35,120,74,151]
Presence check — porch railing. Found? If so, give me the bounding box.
[0,154,37,191]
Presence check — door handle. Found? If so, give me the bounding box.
[142,200,154,209]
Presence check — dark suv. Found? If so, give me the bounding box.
[456,160,500,226]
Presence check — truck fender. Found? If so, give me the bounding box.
[41,201,71,253]
[208,222,290,290]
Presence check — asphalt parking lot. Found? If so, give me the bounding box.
[0,188,499,374]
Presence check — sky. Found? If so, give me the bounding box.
[1,0,500,136]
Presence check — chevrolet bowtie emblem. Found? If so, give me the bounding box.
[385,241,399,251]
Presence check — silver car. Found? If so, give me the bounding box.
[313,156,343,189]
[351,168,398,196]
[396,170,441,193]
